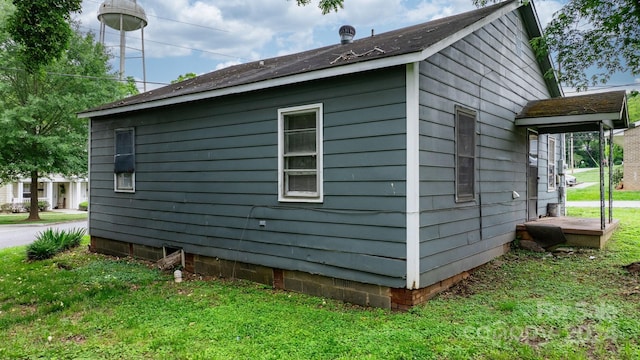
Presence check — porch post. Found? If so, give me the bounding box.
[608,128,613,224]
[599,122,605,230]
[16,182,24,203]
[46,181,53,211]
[75,181,82,209]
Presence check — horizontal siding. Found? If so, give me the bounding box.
[90,67,408,288]
[417,10,553,285]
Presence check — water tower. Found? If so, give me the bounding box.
[98,0,148,91]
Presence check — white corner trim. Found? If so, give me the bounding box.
[406,62,420,289]
[87,120,91,232]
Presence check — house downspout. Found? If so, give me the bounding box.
[560,133,566,216]
[406,62,421,289]
[87,118,92,236]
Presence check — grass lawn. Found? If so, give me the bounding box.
[567,168,640,201]
[1,210,639,359]
[0,212,87,225]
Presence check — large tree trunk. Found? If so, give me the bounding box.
[28,170,40,221]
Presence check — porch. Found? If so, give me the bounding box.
[516,216,620,249]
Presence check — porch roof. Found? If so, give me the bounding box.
[515,90,629,133]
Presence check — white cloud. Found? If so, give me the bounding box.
[405,0,474,23]
[77,0,635,93]
[214,60,243,71]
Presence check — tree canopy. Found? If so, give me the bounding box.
[295,0,344,14]
[475,0,640,91]
[171,72,198,84]
[539,0,640,91]
[6,0,82,72]
[0,0,131,219]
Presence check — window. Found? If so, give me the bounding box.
[455,107,476,202]
[278,104,323,202]
[548,136,556,191]
[114,128,135,192]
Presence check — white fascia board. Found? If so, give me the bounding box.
[78,53,423,119]
[80,2,521,120]
[515,113,620,128]
[406,62,421,290]
[415,1,522,62]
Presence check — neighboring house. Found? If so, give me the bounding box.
[0,176,88,211]
[623,122,640,190]
[79,1,627,309]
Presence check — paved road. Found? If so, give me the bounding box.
[0,220,87,249]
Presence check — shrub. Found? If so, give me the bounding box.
[79,201,88,211]
[613,167,623,187]
[25,234,59,261]
[26,227,86,260]
[22,200,50,212]
[2,202,26,213]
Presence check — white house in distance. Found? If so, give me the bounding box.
[0,175,88,211]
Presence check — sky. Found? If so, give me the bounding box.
[74,0,638,94]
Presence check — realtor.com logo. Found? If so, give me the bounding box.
[461,302,619,346]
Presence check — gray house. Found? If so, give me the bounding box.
[80,0,568,309]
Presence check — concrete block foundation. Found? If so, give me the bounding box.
[90,236,475,310]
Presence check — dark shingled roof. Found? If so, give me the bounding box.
[84,0,520,114]
[515,90,629,133]
[517,91,627,119]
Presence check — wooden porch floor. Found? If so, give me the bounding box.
[516,217,620,249]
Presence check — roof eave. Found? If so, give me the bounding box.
[519,1,562,98]
[80,0,530,119]
[78,52,425,118]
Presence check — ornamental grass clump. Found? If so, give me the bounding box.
[26,228,86,260]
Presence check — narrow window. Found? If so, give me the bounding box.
[548,136,556,191]
[114,128,135,192]
[455,107,476,202]
[278,104,323,202]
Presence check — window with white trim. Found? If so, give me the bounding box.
[455,106,476,202]
[278,104,323,202]
[548,136,556,191]
[114,128,135,192]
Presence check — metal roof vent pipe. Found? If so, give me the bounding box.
[339,25,356,44]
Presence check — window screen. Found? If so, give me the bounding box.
[456,107,476,201]
[114,128,135,191]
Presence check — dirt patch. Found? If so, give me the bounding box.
[63,334,87,344]
[437,276,478,298]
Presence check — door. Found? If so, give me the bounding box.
[527,132,538,220]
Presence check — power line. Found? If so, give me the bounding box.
[81,0,229,33]
[80,24,247,61]
[0,66,169,86]
[564,82,640,93]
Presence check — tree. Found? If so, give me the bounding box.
[541,0,640,91]
[628,92,640,121]
[7,0,82,73]
[294,0,344,14]
[475,0,640,92]
[0,1,131,220]
[171,72,198,84]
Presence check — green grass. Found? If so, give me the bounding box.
[0,212,87,225]
[1,212,639,359]
[628,93,640,122]
[567,168,640,201]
